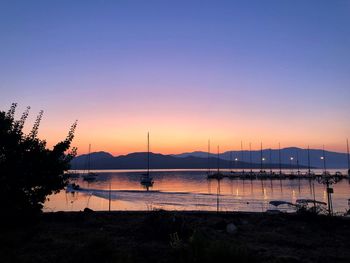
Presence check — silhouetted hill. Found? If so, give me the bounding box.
[88,151,114,159]
[174,147,349,169]
[71,151,307,170]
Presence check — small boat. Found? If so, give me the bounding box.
[140,133,154,190]
[208,172,224,180]
[296,199,327,205]
[83,144,98,182]
[258,170,269,179]
[247,142,255,179]
[266,200,296,214]
[269,200,296,207]
[334,171,344,179]
[140,174,154,188]
[83,172,98,182]
[296,199,327,214]
[276,172,286,179]
[347,139,350,177]
[305,145,315,178]
[207,145,224,180]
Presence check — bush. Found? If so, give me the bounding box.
[174,230,256,263]
[0,103,77,215]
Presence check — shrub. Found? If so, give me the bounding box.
[0,103,77,215]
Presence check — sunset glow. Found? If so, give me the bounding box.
[1,1,349,155]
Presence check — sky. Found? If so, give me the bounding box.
[0,0,349,155]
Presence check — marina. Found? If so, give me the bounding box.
[206,140,350,181]
[207,170,348,180]
[3,2,350,262]
[47,169,350,214]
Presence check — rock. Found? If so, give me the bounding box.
[226,223,237,234]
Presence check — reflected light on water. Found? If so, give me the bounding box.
[45,169,350,213]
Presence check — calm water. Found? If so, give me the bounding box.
[44,169,350,213]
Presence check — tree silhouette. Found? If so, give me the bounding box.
[0,103,77,215]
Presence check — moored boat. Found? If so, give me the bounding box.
[140,132,154,190]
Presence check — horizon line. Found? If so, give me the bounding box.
[76,146,349,157]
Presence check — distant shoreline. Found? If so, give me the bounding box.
[71,149,350,170]
[68,167,350,171]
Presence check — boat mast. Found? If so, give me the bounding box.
[296,150,300,175]
[322,145,327,173]
[278,143,282,174]
[308,145,316,208]
[108,180,111,212]
[208,139,211,174]
[147,132,150,176]
[269,148,273,174]
[249,142,252,173]
[347,139,350,175]
[88,143,91,174]
[307,145,311,175]
[241,141,244,173]
[260,142,263,171]
[216,180,220,213]
[217,145,220,174]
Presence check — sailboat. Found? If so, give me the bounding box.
[258,142,268,178]
[306,146,315,178]
[277,143,283,178]
[269,148,273,176]
[249,142,255,179]
[206,139,212,177]
[320,145,331,177]
[296,150,301,176]
[277,143,286,179]
[140,132,154,189]
[83,144,98,182]
[347,139,350,177]
[240,141,244,174]
[207,146,224,180]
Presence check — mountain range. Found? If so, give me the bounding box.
[174,147,349,169]
[70,147,349,170]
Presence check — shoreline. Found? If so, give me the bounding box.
[2,210,350,262]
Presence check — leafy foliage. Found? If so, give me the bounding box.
[0,103,77,214]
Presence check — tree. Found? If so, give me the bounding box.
[0,103,77,215]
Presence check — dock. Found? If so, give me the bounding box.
[207,170,349,180]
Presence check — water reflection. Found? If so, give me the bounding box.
[45,169,350,213]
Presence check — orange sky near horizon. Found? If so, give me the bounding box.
[22,107,349,156]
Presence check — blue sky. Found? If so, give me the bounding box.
[0,0,349,154]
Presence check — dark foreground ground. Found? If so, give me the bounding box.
[1,211,350,263]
